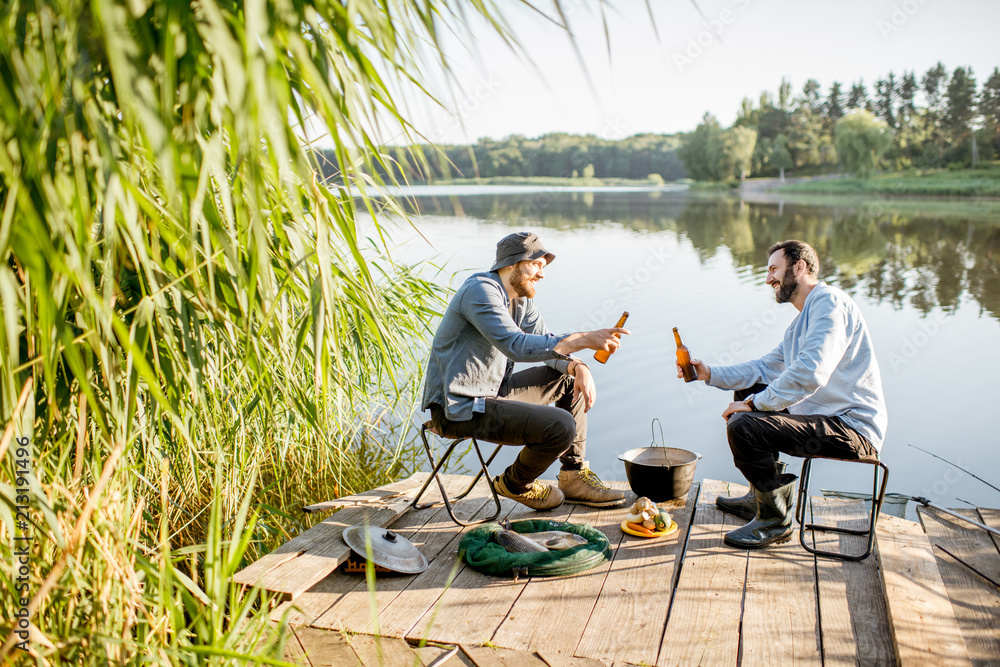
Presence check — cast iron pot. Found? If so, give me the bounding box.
[618,447,702,502]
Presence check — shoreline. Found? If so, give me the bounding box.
[392,171,1000,202]
[367,180,1000,214]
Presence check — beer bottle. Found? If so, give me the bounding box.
[594,311,629,364]
[674,327,698,382]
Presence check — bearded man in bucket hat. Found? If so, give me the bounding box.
[422,231,629,510]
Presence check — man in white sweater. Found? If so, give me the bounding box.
[679,240,887,549]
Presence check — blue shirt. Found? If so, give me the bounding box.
[708,283,887,450]
[422,271,572,421]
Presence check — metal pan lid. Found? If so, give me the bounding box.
[342,526,429,574]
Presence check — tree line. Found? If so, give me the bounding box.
[683,63,1000,181]
[312,62,1000,184]
[314,132,687,183]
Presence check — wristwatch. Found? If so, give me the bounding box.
[745,395,757,411]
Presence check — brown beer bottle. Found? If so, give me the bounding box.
[594,311,629,364]
[674,327,698,382]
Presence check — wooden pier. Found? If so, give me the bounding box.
[235,473,1000,666]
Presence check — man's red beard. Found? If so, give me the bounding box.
[510,266,537,298]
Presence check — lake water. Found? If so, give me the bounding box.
[385,188,1000,512]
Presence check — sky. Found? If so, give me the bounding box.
[368,0,1000,146]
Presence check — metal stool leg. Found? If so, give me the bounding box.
[453,443,503,501]
[797,457,889,561]
[411,427,463,511]
[410,425,502,527]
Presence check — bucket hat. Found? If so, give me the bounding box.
[489,232,555,272]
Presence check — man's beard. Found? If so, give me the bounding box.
[510,266,537,298]
[774,266,798,303]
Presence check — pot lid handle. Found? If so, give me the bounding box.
[383,530,397,543]
[651,418,664,447]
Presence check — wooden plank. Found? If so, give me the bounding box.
[311,476,498,633]
[535,649,606,667]
[260,498,414,600]
[657,479,749,666]
[978,508,1000,555]
[361,482,533,638]
[238,473,455,591]
[349,634,420,667]
[411,644,476,667]
[282,627,311,666]
[461,645,549,667]
[810,497,894,666]
[403,488,578,646]
[272,474,482,626]
[304,473,430,513]
[415,644,477,667]
[875,514,971,666]
[293,625,361,667]
[234,502,405,590]
[255,620,301,663]
[261,473,476,600]
[571,483,699,666]
[742,522,821,663]
[918,506,1000,664]
[489,482,633,657]
[271,571,356,626]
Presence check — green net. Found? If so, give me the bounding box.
[459,520,611,578]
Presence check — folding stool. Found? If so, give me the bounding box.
[795,454,889,561]
[410,421,503,526]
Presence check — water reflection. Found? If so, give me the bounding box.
[400,192,1000,321]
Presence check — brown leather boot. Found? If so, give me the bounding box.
[494,475,564,511]
[558,466,626,507]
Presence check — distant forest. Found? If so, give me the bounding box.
[313,62,1000,183]
[313,133,687,182]
[681,63,1000,181]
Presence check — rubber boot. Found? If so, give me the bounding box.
[716,459,788,521]
[723,473,796,549]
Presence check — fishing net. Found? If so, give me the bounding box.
[459,519,611,578]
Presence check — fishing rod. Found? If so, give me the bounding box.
[908,444,1000,496]
[909,496,1000,539]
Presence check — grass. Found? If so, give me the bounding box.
[774,166,1000,197]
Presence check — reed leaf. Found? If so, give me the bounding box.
[0,0,538,662]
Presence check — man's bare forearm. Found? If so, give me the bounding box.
[554,332,591,355]
[555,327,628,356]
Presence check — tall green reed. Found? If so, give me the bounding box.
[0,0,538,662]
